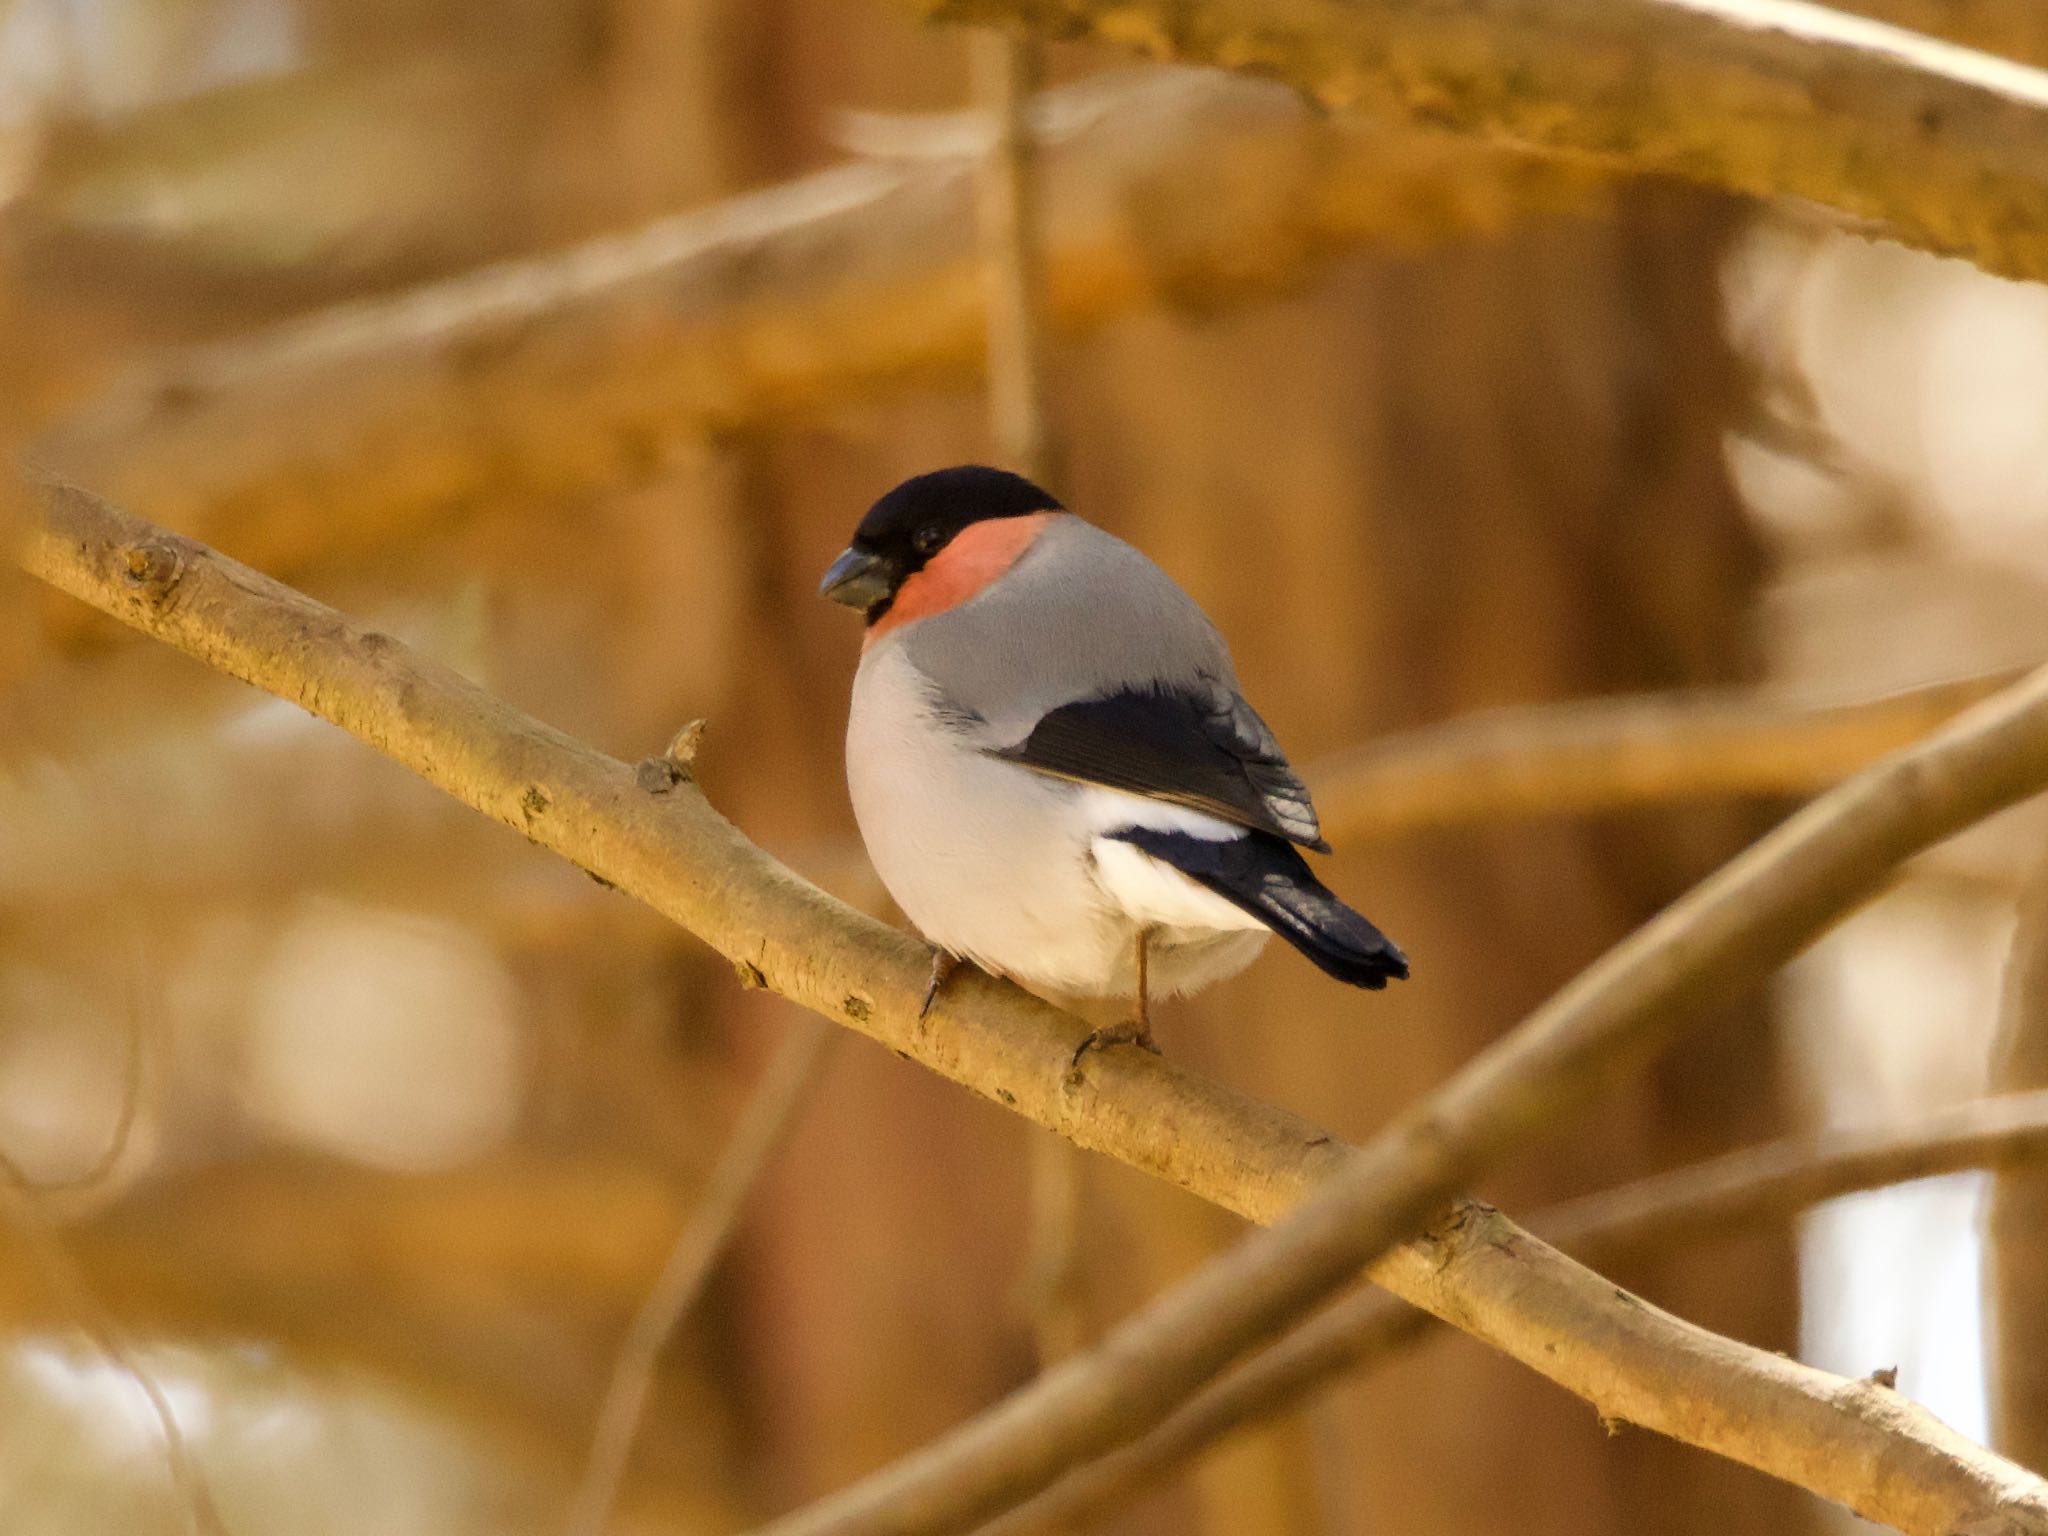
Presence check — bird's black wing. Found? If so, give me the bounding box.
[1108,826,1406,988]
[990,682,1328,851]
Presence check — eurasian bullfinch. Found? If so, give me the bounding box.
[821,466,1407,1053]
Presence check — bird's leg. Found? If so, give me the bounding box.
[1133,926,1153,1043]
[919,948,960,1019]
[1067,929,1162,1081]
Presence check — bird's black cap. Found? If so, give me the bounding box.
[852,465,1063,552]
[821,466,1065,617]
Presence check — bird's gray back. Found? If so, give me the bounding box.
[898,515,1235,744]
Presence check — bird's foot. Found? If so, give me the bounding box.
[1065,1017,1161,1086]
[919,949,961,1020]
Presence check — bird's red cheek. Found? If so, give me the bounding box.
[864,512,1054,647]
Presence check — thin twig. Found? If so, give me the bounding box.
[1303,1399,1358,1536]
[0,1176,226,1536]
[1019,1130,1086,1363]
[986,1087,2048,1535]
[563,1016,836,1536]
[1988,859,2048,1465]
[970,22,1085,1371]
[0,1175,226,1536]
[21,481,2048,1536]
[28,950,148,1199]
[0,951,221,1536]
[971,28,1053,485]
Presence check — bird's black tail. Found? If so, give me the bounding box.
[1109,827,1410,990]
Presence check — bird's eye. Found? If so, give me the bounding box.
[912,525,945,555]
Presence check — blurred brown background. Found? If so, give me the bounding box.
[4,1,2048,1533]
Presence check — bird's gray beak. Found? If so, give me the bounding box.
[819,547,895,610]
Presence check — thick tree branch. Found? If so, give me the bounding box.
[992,1087,2048,1535]
[15,475,1342,1216]
[907,0,2048,286]
[19,480,2048,1536]
[31,69,1591,578]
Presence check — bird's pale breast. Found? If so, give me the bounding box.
[846,640,1265,999]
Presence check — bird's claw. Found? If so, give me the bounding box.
[1065,1019,1161,1086]
[919,949,960,1019]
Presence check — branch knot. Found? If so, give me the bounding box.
[121,538,186,610]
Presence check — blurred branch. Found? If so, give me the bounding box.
[906,0,2048,285]
[21,480,2048,1536]
[9,664,2013,924]
[1310,669,2025,838]
[565,1016,836,1536]
[970,27,1087,1369]
[1018,1128,1087,1363]
[991,1086,2048,1534]
[0,716,485,909]
[31,69,1594,580]
[0,1153,708,1447]
[973,31,1055,486]
[23,58,566,280]
[1988,860,2048,1467]
[1540,1089,2048,1248]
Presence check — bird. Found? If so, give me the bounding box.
[820,465,1407,1063]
